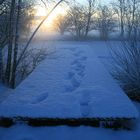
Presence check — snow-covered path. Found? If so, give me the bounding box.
[0,41,140,140]
[0,43,138,119]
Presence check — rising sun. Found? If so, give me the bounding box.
[35,5,66,29]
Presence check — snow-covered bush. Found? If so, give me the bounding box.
[111,41,140,100]
[16,47,48,85]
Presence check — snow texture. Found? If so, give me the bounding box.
[0,44,138,119]
[0,102,140,140]
[0,84,12,103]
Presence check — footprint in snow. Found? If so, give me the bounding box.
[71,74,82,88]
[79,56,87,61]
[64,83,77,92]
[70,60,80,66]
[31,92,48,104]
[77,70,85,77]
[73,65,85,74]
[64,75,81,92]
[70,56,86,78]
[66,71,75,80]
[73,51,84,57]
[71,56,87,66]
[80,104,91,117]
[76,89,93,117]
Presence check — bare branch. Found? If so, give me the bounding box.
[17,0,65,67]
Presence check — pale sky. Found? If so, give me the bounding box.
[99,0,114,4]
[35,0,115,31]
[78,0,114,5]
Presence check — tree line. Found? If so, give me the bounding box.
[54,0,140,40]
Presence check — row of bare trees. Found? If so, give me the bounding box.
[54,0,96,39]
[113,0,140,39]
[54,0,140,40]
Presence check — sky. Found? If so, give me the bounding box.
[99,0,113,4]
[35,0,115,30]
[36,0,114,17]
[78,0,114,5]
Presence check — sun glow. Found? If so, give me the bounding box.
[35,6,67,31]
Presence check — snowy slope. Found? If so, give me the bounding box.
[0,44,138,118]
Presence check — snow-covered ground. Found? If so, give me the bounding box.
[0,84,13,103]
[0,41,140,140]
[0,42,138,118]
[0,102,140,140]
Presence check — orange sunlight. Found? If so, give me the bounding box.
[35,6,67,31]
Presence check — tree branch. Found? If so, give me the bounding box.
[16,0,65,67]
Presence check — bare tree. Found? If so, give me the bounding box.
[64,0,96,39]
[5,0,16,84]
[53,14,70,35]
[0,0,36,87]
[97,5,116,40]
[85,0,96,37]
[112,0,140,39]
[0,0,65,88]
[68,3,88,39]
[10,0,34,88]
[0,1,9,81]
[0,1,33,86]
[137,9,140,39]
[11,0,64,88]
[10,0,22,88]
[112,0,126,37]
[125,0,140,40]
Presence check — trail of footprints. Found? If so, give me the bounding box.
[79,90,91,117]
[30,47,88,116]
[64,47,92,117]
[64,48,87,93]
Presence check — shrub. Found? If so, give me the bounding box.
[111,41,140,101]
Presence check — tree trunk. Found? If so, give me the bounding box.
[85,0,92,37]
[11,0,21,88]
[120,14,124,37]
[5,0,16,85]
[120,0,125,38]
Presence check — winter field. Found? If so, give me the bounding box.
[0,40,140,140]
